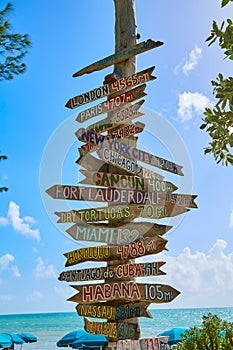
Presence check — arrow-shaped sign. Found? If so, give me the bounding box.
[76,100,145,141]
[46,184,197,208]
[76,152,164,181]
[66,221,172,245]
[68,282,180,304]
[76,84,146,123]
[80,122,145,154]
[63,236,167,267]
[59,261,166,282]
[65,66,155,109]
[73,39,163,77]
[55,203,190,224]
[76,301,152,321]
[96,139,183,176]
[79,170,178,192]
[84,317,139,341]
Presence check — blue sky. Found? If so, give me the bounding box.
[1,0,233,315]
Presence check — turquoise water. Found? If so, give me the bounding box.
[0,307,232,349]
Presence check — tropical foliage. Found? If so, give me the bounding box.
[0,152,8,192]
[173,313,233,350]
[201,0,233,165]
[0,2,31,81]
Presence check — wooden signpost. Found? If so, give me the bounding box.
[72,39,163,77]
[63,236,167,267]
[68,282,180,304]
[65,221,172,245]
[76,84,147,123]
[59,261,166,282]
[65,66,155,109]
[76,301,152,321]
[46,1,198,344]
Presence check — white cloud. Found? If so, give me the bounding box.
[0,217,9,226]
[27,290,43,302]
[182,46,202,75]
[54,285,72,299]
[33,257,57,279]
[0,201,40,242]
[137,239,233,307]
[0,254,21,278]
[229,209,233,228]
[0,254,14,271]
[177,91,211,122]
[174,46,202,76]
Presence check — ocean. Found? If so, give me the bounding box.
[0,307,232,349]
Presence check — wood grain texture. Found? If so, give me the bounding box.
[63,236,167,267]
[73,40,163,77]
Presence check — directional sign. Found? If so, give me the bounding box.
[59,261,166,282]
[76,301,152,321]
[76,84,147,123]
[97,139,183,176]
[55,203,191,224]
[46,184,197,208]
[76,152,164,181]
[68,282,180,304]
[80,122,145,154]
[76,100,144,141]
[73,39,163,77]
[79,170,178,192]
[82,150,142,175]
[63,236,167,267]
[66,221,172,245]
[84,317,139,341]
[65,66,155,109]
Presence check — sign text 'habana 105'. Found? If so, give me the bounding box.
[65,67,155,109]
[68,282,180,304]
[65,221,172,245]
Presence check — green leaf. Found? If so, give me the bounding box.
[200,123,207,130]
